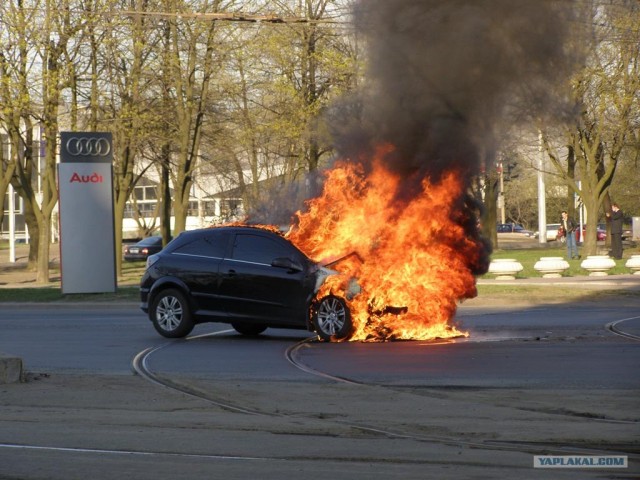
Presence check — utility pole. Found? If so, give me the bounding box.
[499,162,505,224]
[538,132,547,244]
[8,138,16,263]
[8,183,16,263]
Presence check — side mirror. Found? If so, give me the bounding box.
[272,257,303,272]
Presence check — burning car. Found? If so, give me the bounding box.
[140,225,354,341]
[140,159,483,344]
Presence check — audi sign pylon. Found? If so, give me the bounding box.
[58,132,116,293]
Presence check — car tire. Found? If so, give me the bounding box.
[232,323,268,337]
[312,295,352,342]
[151,288,194,338]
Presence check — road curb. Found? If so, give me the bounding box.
[0,352,23,384]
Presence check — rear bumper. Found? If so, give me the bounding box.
[124,255,148,262]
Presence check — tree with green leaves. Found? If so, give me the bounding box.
[541,0,640,255]
[265,0,356,176]
[0,0,83,282]
[0,1,42,269]
[99,0,161,277]
[159,0,232,234]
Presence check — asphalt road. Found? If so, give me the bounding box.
[0,300,638,479]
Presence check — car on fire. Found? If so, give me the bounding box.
[139,226,352,341]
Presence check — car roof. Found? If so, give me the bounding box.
[171,225,291,247]
[137,236,163,244]
[178,225,284,237]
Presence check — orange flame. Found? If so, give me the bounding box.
[287,146,482,342]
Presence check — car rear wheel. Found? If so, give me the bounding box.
[313,295,352,341]
[151,289,194,338]
[232,323,267,337]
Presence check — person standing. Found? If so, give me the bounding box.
[561,211,579,259]
[607,203,624,259]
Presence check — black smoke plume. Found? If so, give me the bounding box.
[337,0,577,185]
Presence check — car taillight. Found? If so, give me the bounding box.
[142,248,149,254]
[146,254,160,269]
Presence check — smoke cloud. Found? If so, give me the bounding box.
[336,0,577,186]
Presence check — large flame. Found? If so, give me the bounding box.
[286,146,483,342]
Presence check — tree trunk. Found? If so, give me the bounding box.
[160,143,172,242]
[581,193,599,256]
[566,145,577,221]
[114,185,127,279]
[36,220,51,284]
[482,175,499,249]
[23,204,39,269]
[172,178,189,233]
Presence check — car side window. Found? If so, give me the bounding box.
[172,233,228,258]
[231,234,293,265]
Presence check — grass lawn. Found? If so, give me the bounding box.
[0,253,146,302]
[0,286,140,303]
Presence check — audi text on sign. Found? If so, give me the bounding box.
[69,172,104,183]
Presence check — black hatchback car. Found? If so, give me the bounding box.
[140,226,352,341]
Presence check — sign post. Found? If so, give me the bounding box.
[58,132,116,293]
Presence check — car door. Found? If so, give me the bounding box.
[218,231,311,326]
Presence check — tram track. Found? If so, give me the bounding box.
[132,330,273,416]
[131,321,640,460]
[606,316,640,342]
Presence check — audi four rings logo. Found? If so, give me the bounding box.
[65,137,111,157]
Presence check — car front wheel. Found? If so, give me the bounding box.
[151,289,194,338]
[312,295,352,341]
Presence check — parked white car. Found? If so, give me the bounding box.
[533,223,562,241]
